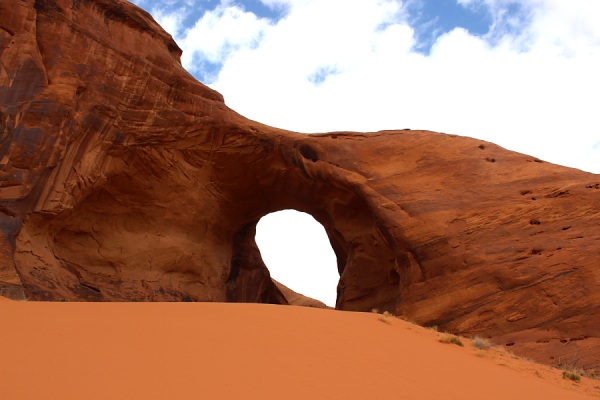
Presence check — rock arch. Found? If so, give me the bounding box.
[10,115,420,312]
[213,134,421,312]
[253,210,338,307]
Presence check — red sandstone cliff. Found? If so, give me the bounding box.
[1,0,599,370]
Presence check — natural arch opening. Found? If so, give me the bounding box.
[255,210,339,307]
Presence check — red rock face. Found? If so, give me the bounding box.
[1,0,599,370]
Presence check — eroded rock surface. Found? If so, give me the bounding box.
[1,0,599,370]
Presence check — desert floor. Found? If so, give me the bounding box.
[1,297,598,399]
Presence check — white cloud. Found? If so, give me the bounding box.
[177,2,272,72]
[204,0,599,174]
[211,0,411,130]
[151,6,186,37]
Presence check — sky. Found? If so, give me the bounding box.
[130,0,599,307]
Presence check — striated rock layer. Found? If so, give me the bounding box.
[1,0,599,369]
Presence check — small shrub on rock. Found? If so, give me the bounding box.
[472,336,491,350]
[562,371,581,383]
[439,333,464,347]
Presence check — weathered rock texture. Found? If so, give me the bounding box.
[1,0,599,370]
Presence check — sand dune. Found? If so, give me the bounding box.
[1,299,597,399]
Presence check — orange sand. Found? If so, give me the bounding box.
[1,299,598,399]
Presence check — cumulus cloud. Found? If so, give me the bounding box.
[134,0,600,180]
[191,0,598,174]
[151,6,186,37]
[177,3,271,73]
[211,0,411,127]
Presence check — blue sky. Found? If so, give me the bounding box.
[133,0,528,81]
[409,0,493,51]
[130,0,600,306]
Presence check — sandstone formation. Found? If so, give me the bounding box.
[273,280,330,309]
[1,0,599,370]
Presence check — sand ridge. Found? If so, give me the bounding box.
[1,301,598,399]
